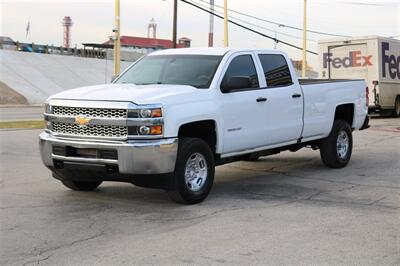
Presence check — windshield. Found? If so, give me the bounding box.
[115,55,223,88]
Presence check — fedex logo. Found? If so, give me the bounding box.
[382,42,400,80]
[323,51,372,68]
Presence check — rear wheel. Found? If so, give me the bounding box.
[320,120,353,168]
[167,138,215,204]
[62,180,102,191]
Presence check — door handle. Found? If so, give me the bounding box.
[292,93,302,98]
[256,97,267,102]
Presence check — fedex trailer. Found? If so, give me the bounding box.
[318,36,400,116]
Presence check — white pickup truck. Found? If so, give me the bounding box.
[39,48,369,204]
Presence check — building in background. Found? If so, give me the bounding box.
[1,17,191,62]
[0,36,16,50]
[102,35,191,55]
[102,18,191,55]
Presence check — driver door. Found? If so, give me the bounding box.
[218,53,269,154]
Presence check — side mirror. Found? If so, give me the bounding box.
[221,76,252,93]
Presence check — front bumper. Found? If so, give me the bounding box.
[39,131,178,175]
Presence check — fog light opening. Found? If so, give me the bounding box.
[54,160,64,169]
[105,165,118,174]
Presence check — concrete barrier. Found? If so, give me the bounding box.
[0,50,131,104]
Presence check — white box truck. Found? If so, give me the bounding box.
[318,36,400,116]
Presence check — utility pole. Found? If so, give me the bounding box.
[274,25,283,50]
[208,0,214,47]
[113,0,121,76]
[172,0,178,48]
[302,0,307,78]
[223,0,228,47]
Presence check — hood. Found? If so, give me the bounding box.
[49,83,210,105]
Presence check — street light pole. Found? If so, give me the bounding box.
[223,0,228,47]
[113,0,121,76]
[173,0,178,48]
[302,0,307,78]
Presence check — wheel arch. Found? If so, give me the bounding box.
[334,103,355,128]
[177,120,219,154]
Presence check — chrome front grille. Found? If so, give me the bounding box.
[52,122,128,138]
[45,100,163,140]
[52,106,127,119]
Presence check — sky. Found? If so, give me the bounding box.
[1,0,399,69]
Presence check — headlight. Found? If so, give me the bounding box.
[140,109,152,118]
[140,108,162,118]
[128,105,163,137]
[44,103,52,130]
[44,103,52,114]
[130,108,162,118]
[139,126,150,135]
[138,125,163,135]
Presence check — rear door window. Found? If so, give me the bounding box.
[258,54,293,87]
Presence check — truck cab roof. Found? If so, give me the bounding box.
[149,47,286,57]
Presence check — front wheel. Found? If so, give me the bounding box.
[320,120,353,168]
[62,180,102,191]
[167,138,215,204]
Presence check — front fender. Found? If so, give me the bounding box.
[163,100,224,153]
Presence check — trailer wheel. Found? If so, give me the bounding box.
[320,120,353,169]
[393,95,400,117]
[167,138,215,204]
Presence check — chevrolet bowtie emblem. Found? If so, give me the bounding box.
[75,116,91,126]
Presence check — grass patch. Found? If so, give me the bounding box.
[0,120,44,129]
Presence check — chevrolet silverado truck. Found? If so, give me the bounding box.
[39,48,369,204]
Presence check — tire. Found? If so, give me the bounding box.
[393,95,400,117]
[320,120,353,169]
[167,138,215,204]
[61,180,102,191]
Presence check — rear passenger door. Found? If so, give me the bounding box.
[256,53,303,145]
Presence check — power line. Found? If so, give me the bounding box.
[191,0,317,43]
[180,0,318,55]
[195,0,350,38]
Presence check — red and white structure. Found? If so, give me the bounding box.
[62,16,73,48]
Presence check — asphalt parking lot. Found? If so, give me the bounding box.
[1,117,399,265]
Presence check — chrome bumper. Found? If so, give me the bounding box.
[39,132,178,175]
